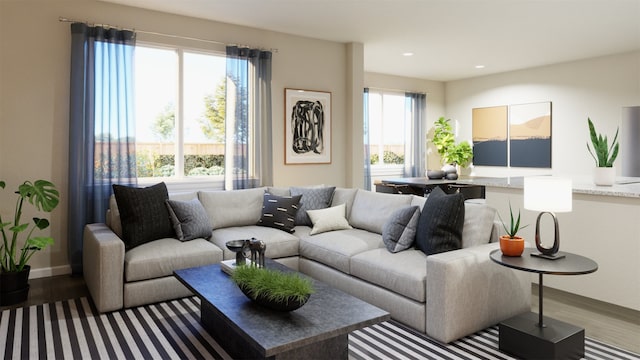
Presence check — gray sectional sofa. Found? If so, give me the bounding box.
[83,185,530,343]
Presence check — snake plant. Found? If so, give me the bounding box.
[586,117,619,167]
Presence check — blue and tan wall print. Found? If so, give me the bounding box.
[472,102,552,168]
[509,102,552,168]
[472,105,508,166]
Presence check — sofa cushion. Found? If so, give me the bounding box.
[330,188,358,219]
[257,193,302,233]
[462,201,497,248]
[350,248,427,302]
[415,187,465,255]
[290,186,336,226]
[198,187,266,230]
[299,228,383,274]
[112,182,174,250]
[124,238,222,282]
[165,198,212,241]
[349,190,413,234]
[209,225,300,260]
[382,206,420,253]
[306,203,353,235]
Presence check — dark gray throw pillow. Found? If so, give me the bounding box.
[290,186,336,226]
[382,206,420,253]
[165,198,212,241]
[415,186,465,255]
[112,182,174,251]
[257,193,302,233]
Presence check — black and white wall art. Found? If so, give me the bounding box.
[285,88,332,164]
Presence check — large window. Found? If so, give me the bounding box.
[367,90,407,167]
[134,45,226,180]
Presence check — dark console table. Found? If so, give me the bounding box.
[378,177,485,199]
[490,248,598,359]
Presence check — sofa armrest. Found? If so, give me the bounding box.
[426,242,531,343]
[83,223,125,312]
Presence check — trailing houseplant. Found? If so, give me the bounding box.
[430,117,473,168]
[497,202,528,256]
[586,117,619,185]
[0,180,59,272]
[231,265,315,311]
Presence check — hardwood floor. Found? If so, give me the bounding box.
[2,275,639,354]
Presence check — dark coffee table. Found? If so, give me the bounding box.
[174,259,389,359]
[490,248,598,360]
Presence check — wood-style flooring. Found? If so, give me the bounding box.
[1,275,639,354]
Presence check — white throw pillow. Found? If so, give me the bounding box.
[306,203,353,235]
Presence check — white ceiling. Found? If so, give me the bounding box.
[103,0,640,81]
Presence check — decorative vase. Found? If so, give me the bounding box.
[0,265,31,306]
[238,284,310,311]
[593,167,615,186]
[426,170,445,179]
[499,236,525,257]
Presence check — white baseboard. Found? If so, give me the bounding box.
[29,265,72,279]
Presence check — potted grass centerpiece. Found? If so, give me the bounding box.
[231,265,315,311]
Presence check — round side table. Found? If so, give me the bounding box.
[490,248,598,359]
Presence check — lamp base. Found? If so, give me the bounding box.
[531,252,566,260]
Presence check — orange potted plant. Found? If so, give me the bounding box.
[497,202,528,256]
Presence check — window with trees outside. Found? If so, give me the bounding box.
[367,90,407,168]
[134,45,226,181]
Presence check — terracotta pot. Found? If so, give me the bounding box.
[500,236,525,257]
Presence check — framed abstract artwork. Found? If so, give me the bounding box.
[509,102,552,168]
[472,106,508,166]
[284,88,332,164]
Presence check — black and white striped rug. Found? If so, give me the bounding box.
[1,297,637,360]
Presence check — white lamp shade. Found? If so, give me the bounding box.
[524,177,572,212]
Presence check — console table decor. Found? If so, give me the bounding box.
[490,248,598,359]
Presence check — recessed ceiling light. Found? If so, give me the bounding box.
[475,65,485,69]
[402,52,414,57]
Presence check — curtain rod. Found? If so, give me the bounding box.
[58,17,279,53]
[366,86,428,95]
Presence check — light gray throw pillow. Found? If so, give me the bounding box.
[290,186,336,226]
[382,206,420,253]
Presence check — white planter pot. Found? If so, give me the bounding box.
[593,167,615,186]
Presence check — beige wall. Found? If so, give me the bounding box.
[0,0,360,275]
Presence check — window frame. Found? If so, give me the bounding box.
[134,38,227,191]
[367,89,407,171]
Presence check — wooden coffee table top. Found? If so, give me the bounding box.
[174,259,390,357]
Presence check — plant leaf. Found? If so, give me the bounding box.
[33,217,50,230]
[9,223,29,233]
[25,236,54,250]
[19,180,59,212]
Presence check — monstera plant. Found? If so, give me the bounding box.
[0,180,59,273]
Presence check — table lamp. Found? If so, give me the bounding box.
[523,177,572,260]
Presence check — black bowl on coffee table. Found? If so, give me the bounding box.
[226,240,250,266]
